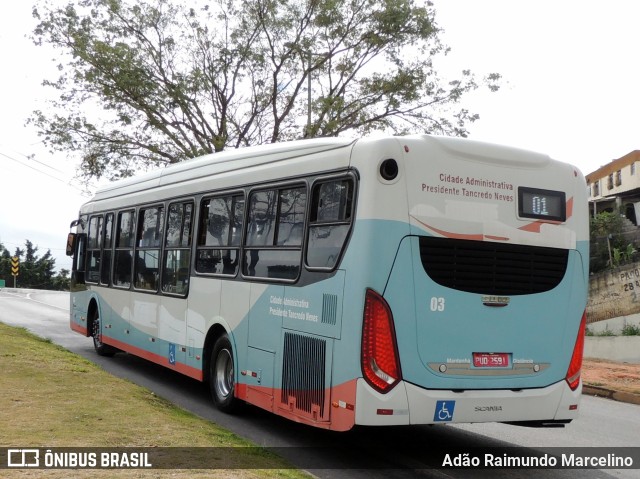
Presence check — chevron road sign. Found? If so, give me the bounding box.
[11,256,19,277]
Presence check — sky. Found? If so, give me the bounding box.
[1,0,639,273]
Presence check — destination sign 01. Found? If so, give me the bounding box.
[518,187,566,222]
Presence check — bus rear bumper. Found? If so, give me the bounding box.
[355,379,582,426]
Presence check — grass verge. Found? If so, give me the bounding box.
[0,322,310,478]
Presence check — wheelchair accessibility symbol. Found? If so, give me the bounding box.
[168,343,176,365]
[434,400,455,422]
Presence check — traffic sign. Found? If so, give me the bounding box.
[11,256,19,277]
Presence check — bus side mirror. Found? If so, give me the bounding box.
[66,231,87,272]
[66,233,76,257]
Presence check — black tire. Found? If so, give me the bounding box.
[209,334,241,413]
[91,309,117,357]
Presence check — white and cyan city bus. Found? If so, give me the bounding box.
[66,134,588,431]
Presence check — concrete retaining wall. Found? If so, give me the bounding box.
[586,314,640,334]
[584,336,640,364]
[585,265,640,363]
[587,263,640,323]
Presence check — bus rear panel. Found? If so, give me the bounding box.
[345,135,588,428]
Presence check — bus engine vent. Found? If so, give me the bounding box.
[419,236,569,295]
[281,332,327,420]
[322,294,338,325]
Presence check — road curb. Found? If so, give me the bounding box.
[583,384,640,405]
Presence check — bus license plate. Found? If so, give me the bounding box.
[472,352,510,368]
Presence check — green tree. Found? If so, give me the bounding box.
[31,0,500,181]
[0,243,10,283]
[23,240,39,287]
[0,240,69,290]
[52,268,71,291]
[589,211,630,272]
[590,211,623,239]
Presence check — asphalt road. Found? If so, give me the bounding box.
[1,289,639,478]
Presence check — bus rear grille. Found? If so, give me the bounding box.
[281,332,327,419]
[419,236,569,295]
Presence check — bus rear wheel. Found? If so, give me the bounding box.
[91,310,117,357]
[209,334,241,413]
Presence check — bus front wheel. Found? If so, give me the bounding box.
[209,334,241,413]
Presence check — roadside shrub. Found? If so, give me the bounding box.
[595,328,615,337]
[621,323,640,336]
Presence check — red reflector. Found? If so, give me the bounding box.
[361,289,402,393]
[569,404,578,411]
[377,409,394,416]
[332,401,355,411]
[565,310,587,391]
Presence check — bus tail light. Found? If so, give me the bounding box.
[362,289,402,393]
[565,310,587,391]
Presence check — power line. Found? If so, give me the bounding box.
[2,143,68,175]
[0,149,68,182]
[24,152,66,175]
[0,149,92,196]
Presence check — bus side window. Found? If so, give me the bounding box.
[276,188,306,246]
[86,215,103,284]
[163,201,193,295]
[100,213,114,286]
[113,210,135,288]
[196,194,244,276]
[243,186,306,280]
[245,190,277,246]
[135,206,164,291]
[306,179,353,269]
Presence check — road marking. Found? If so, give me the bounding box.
[0,291,69,312]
